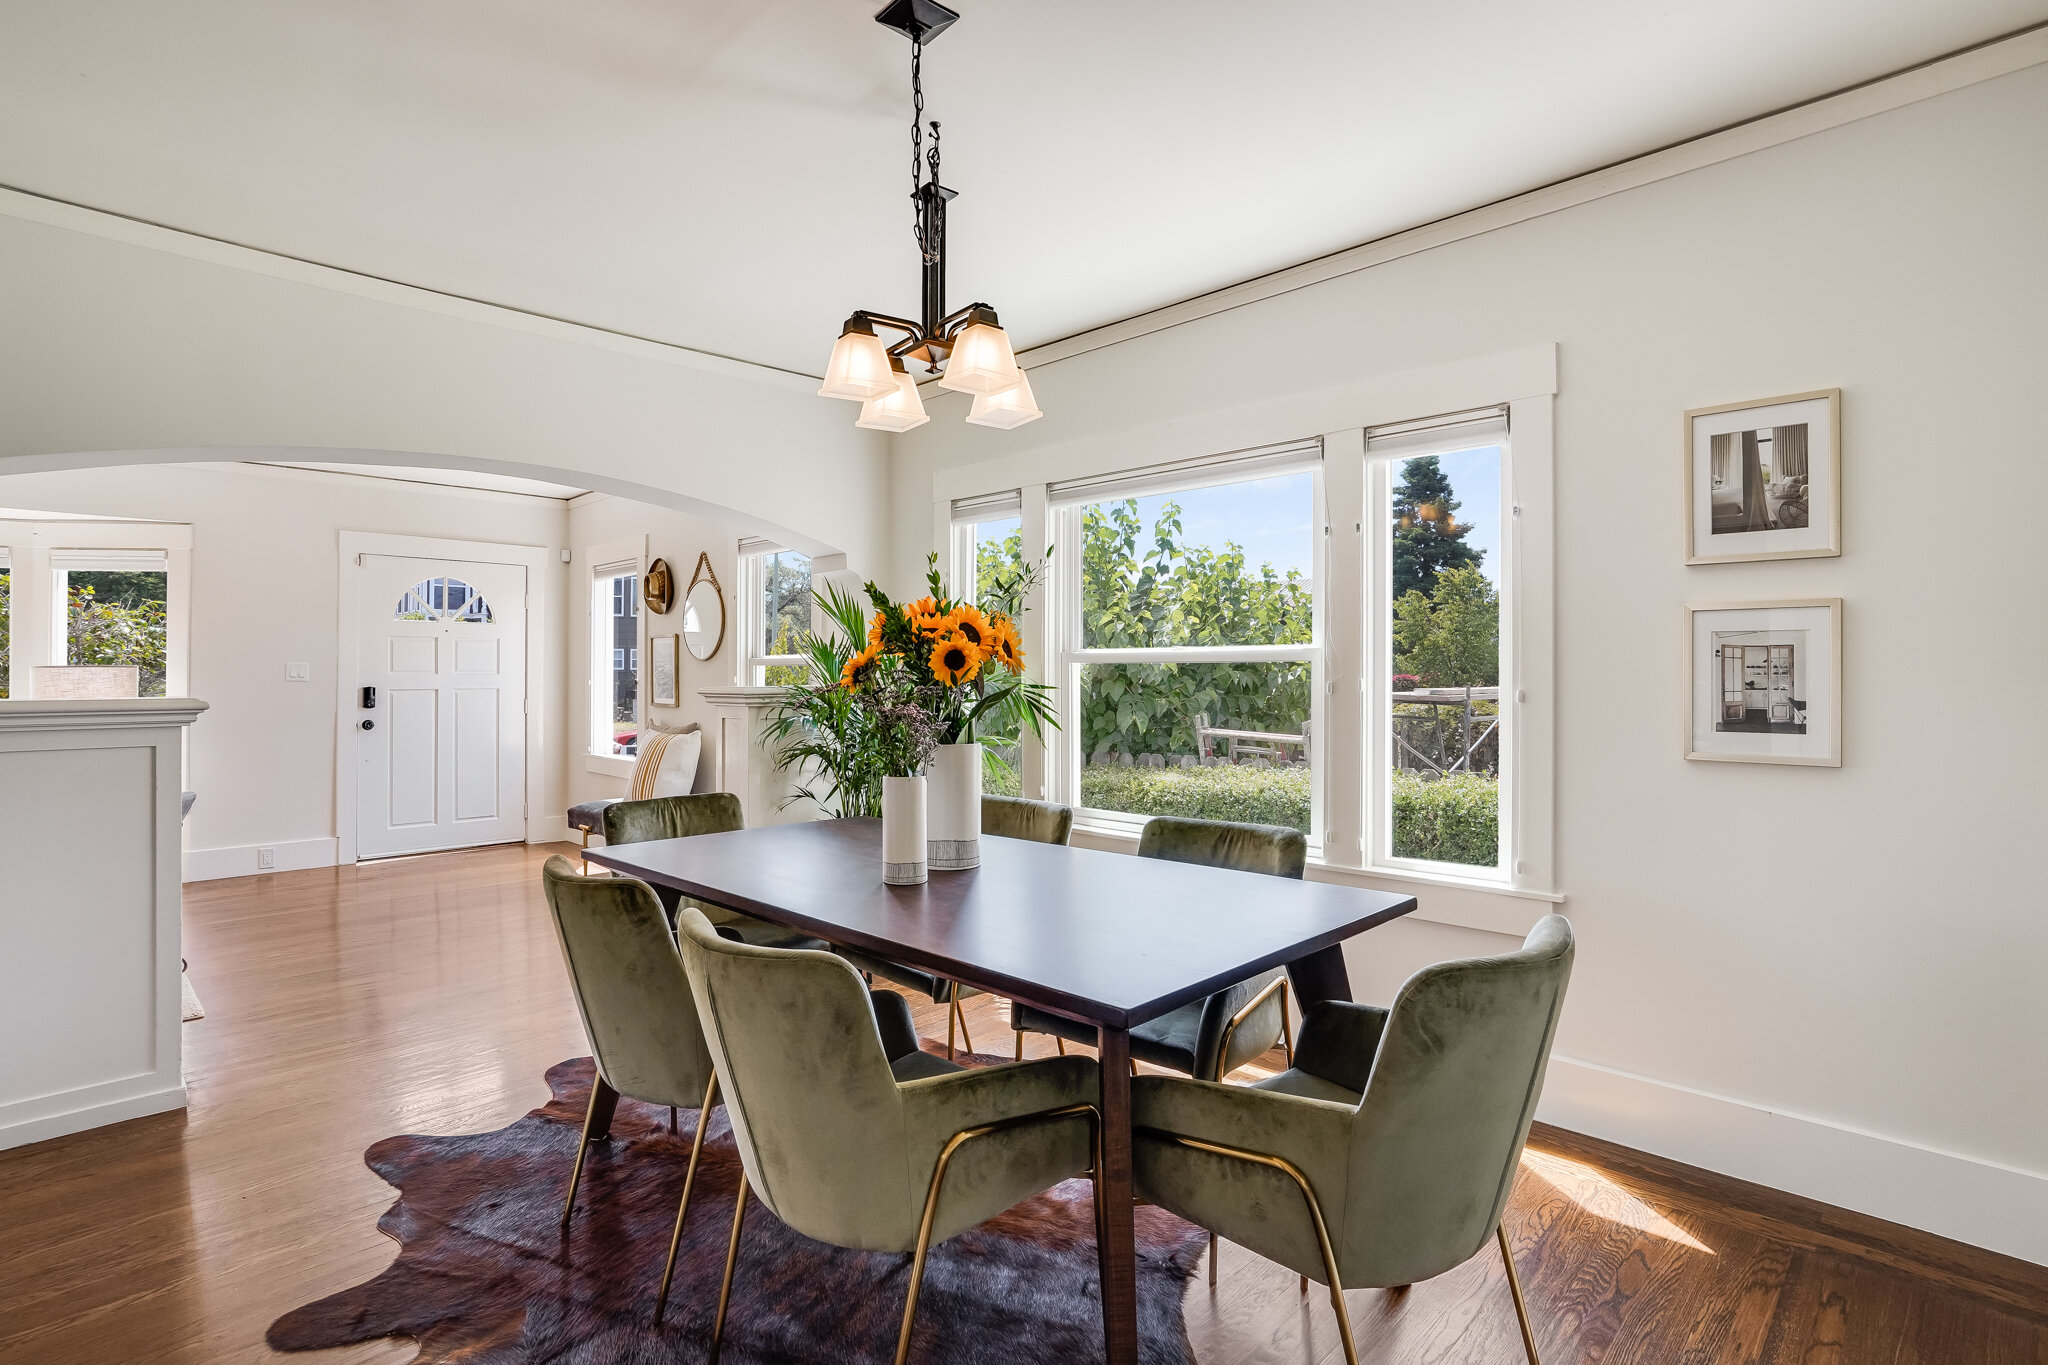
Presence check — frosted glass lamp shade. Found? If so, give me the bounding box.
[818,327,896,401]
[936,321,1022,395]
[854,367,931,432]
[965,369,1042,429]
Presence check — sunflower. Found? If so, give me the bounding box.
[907,601,951,637]
[988,616,1025,671]
[928,633,982,686]
[942,603,993,657]
[839,644,878,690]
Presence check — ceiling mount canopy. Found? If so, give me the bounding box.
[817,0,1040,432]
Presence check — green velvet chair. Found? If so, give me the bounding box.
[601,793,828,952]
[541,855,948,1326]
[672,906,1103,1365]
[1011,814,1304,1079]
[840,794,1076,1059]
[1131,915,1576,1365]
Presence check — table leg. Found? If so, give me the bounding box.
[1287,942,1354,1007]
[1095,1025,1138,1365]
[652,884,683,924]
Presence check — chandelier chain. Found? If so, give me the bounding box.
[911,38,940,266]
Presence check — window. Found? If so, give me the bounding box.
[950,493,1027,794]
[1370,411,1509,875]
[592,563,639,757]
[55,552,171,698]
[1052,444,1322,837]
[395,576,493,622]
[740,541,811,685]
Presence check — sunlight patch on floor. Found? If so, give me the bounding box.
[1519,1146,1716,1254]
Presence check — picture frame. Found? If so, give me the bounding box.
[1684,389,1840,564]
[1684,599,1841,766]
[650,633,679,708]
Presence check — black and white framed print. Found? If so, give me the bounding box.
[1685,599,1841,766]
[1685,389,1840,563]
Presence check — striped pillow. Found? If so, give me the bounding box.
[627,728,702,801]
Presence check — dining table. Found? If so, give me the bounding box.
[584,816,1418,1365]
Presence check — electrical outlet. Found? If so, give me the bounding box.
[257,847,276,870]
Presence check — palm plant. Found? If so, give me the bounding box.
[765,581,887,816]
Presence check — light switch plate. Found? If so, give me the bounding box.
[285,662,310,682]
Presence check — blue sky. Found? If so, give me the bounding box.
[973,447,1501,586]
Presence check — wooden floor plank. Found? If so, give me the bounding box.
[2,842,2044,1365]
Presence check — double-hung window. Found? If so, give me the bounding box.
[591,560,639,757]
[739,539,811,685]
[1050,442,1324,840]
[1364,408,1511,877]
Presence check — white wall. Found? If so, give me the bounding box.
[0,461,571,875]
[890,61,2048,1261]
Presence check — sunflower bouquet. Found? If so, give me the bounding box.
[839,554,1054,747]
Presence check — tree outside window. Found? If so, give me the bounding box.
[66,570,169,697]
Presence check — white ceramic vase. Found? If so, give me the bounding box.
[881,775,928,885]
[926,741,982,871]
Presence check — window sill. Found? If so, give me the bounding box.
[1069,819,1558,937]
[584,753,634,780]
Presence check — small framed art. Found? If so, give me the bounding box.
[650,634,679,708]
[1685,599,1841,766]
[1685,389,1840,563]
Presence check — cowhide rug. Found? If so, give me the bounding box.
[268,1052,1206,1364]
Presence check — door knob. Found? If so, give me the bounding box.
[359,719,375,731]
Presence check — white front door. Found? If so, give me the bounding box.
[355,555,527,858]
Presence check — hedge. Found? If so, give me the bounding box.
[1042,765,1499,868]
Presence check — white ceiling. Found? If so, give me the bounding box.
[1,2,2040,377]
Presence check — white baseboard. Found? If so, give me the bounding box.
[183,836,339,882]
[1540,1054,2048,1268]
[0,1081,187,1152]
[527,814,571,845]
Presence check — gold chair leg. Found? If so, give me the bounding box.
[1014,1029,1025,1061]
[946,989,958,1061]
[559,1081,603,1226]
[1208,1231,1218,1287]
[1055,1037,1067,1056]
[653,1073,719,1326]
[1498,1223,1543,1365]
[707,1169,750,1365]
[1280,980,1295,1067]
[951,984,975,1056]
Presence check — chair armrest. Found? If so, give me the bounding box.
[1291,1001,1388,1096]
[898,1054,1100,1145]
[1133,1073,1355,1179]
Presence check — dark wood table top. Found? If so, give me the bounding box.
[585,817,1417,1029]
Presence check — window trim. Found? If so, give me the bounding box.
[0,520,192,703]
[1048,450,1327,851]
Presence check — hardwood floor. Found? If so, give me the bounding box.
[2,841,2043,1364]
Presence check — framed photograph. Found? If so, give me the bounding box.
[1685,389,1840,563]
[650,634,679,708]
[1685,599,1841,766]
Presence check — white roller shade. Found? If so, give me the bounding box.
[1049,437,1322,507]
[950,489,1024,522]
[1364,405,1508,457]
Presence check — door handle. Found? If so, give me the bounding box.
[359,719,375,731]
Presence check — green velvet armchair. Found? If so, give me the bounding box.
[673,906,1102,1365]
[839,794,1075,1058]
[1011,814,1304,1078]
[1131,914,1576,1365]
[540,854,724,1325]
[542,854,946,1326]
[601,793,827,951]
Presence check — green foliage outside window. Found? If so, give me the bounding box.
[1392,564,1498,687]
[67,577,170,697]
[1391,455,1485,599]
[1079,498,1312,759]
[0,568,10,698]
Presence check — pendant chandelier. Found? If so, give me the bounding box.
[817,0,1041,433]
